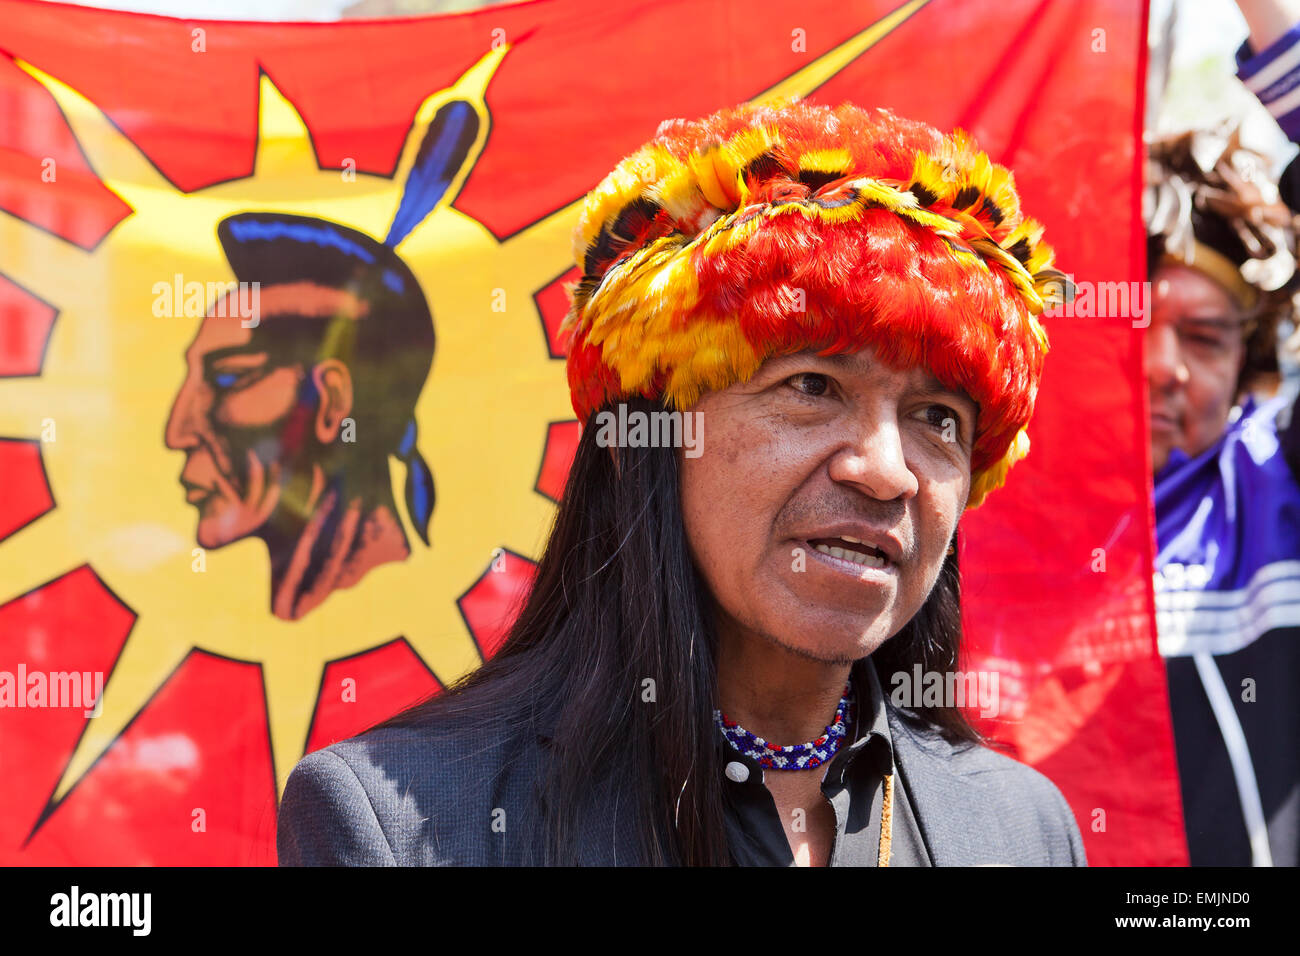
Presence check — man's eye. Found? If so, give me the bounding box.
[787,372,829,396]
[922,404,962,436]
[1175,322,1237,350]
[212,368,267,390]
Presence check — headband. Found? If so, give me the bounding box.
[562,99,1068,508]
[1159,242,1260,313]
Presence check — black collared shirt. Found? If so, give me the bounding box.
[720,658,931,866]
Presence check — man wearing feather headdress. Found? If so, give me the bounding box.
[280,98,1087,867]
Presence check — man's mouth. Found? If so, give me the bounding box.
[1150,410,1179,433]
[1149,397,1181,434]
[807,535,890,570]
[181,481,214,504]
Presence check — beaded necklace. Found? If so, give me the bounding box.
[714,681,854,771]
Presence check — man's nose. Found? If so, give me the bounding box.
[828,413,919,501]
[164,381,201,452]
[1145,322,1188,391]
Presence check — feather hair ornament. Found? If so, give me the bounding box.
[562,98,1070,508]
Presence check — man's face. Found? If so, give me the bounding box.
[164,282,364,549]
[164,290,308,549]
[1146,262,1247,474]
[679,346,975,664]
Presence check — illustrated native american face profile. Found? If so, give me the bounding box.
[164,214,436,620]
[160,97,479,620]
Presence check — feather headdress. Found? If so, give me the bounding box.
[1145,122,1300,389]
[562,98,1068,508]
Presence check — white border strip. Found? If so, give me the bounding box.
[1156,561,1300,608]
[1268,82,1300,121]
[1244,36,1300,94]
[1157,561,1300,657]
[1193,653,1273,866]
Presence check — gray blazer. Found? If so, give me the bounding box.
[277,697,1088,866]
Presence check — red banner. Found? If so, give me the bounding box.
[0,0,1180,865]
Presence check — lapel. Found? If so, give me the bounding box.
[885,701,1005,867]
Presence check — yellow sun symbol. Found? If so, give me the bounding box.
[0,45,579,805]
[0,0,924,820]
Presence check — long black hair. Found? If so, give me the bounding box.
[372,395,978,865]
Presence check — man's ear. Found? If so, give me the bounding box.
[311,359,354,444]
